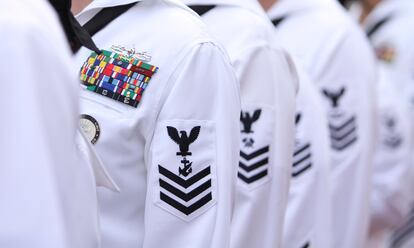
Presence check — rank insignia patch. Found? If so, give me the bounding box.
[239,107,273,189]
[79,114,100,145]
[380,114,403,149]
[79,47,158,108]
[292,113,313,178]
[153,121,216,221]
[323,87,358,151]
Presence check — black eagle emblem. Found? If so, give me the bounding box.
[295,113,302,125]
[241,109,262,133]
[385,117,396,130]
[323,87,346,108]
[167,126,201,156]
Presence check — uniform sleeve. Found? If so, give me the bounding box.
[317,29,378,248]
[369,67,414,235]
[226,44,295,248]
[283,61,333,248]
[0,14,98,248]
[143,42,241,248]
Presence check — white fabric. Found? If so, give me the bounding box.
[75,0,241,247]
[350,1,414,247]
[0,0,103,247]
[282,59,332,248]
[268,0,378,247]
[180,0,297,247]
[368,66,412,248]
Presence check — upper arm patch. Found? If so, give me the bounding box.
[379,112,403,150]
[322,86,358,151]
[292,112,313,179]
[239,105,274,190]
[151,120,216,221]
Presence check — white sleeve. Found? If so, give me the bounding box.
[229,45,296,248]
[369,67,414,235]
[283,62,332,248]
[143,42,240,248]
[0,12,99,248]
[318,30,378,248]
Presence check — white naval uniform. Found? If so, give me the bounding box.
[268,0,378,247]
[349,1,414,247]
[367,66,412,248]
[351,0,414,97]
[0,0,116,247]
[181,0,297,247]
[282,58,332,248]
[75,0,241,247]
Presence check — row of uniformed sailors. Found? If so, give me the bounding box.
[2,0,414,247]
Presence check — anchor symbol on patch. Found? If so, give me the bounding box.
[179,158,193,177]
[167,126,201,177]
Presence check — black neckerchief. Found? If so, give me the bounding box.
[48,0,139,54]
[366,15,393,39]
[82,2,138,38]
[48,0,100,53]
[187,5,217,16]
[271,16,288,28]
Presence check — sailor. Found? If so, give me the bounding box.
[281,59,333,248]
[0,0,117,247]
[262,0,378,247]
[72,0,241,247]
[347,1,414,247]
[181,0,297,247]
[368,65,412,248]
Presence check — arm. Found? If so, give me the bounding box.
[370,67,413,234]
[230,44,296,248]
[0,8,91,248]
[143,42,240,248]
[317,29,378,248]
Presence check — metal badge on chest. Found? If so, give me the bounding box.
[79,114,100,145]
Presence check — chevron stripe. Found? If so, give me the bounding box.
[240,146,269,160]
[331,136,358,151]
[238,170,268,184]
[329,116,356,132]
[329,118,356,133]
[385,136,402,148]
[158,165,210,189]
[239,145,269,184]
[160,192,212,216]
[330,125,357,141]
[294,143,310,156]
[239,158,268,173]
[292,142,312,177]
[159,179,211,202]
[292,163,312,177]
[293,153,311,167]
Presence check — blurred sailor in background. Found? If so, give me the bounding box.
[281,60,332,248]
[182,1,297,247]
[346,0,414,247]
[261,0,378,247]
